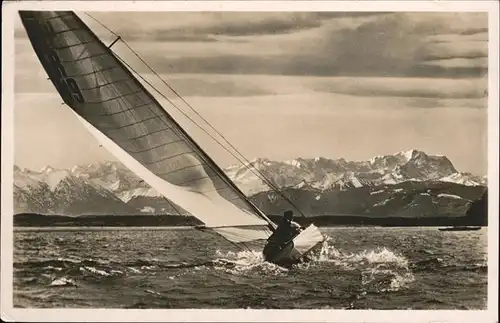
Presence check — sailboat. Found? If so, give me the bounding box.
[18,11,325,267]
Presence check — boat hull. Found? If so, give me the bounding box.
[263,224,325,267]
[438,226,482,231]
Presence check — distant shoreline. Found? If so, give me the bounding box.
[13,226,486,233]
[13,226,196,232]
[13,212,486,228]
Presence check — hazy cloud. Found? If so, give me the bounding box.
[82,12,342,41]
[15,12,489,92]
[110,12,488,78]
[460,27,488,36]
[311,77,487,100]
[159,77,273,97]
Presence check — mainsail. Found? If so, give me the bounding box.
[19,11,274,243]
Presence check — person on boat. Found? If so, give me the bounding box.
[263,210,303,260]
[276,210,302,239]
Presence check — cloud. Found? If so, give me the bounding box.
[125,33,221,43]
[114,12,487,78]
[295,12,488,78]
[82,12,344,41]
[311,76,487,100]
[178,13,324,36]
[151,76,273,97]
[460,27,488,36]
[14,11,489,96]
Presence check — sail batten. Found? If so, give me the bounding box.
[20,10,274,242]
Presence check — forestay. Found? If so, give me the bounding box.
[19,11,274,242]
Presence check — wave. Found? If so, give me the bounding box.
[14,257,111,270]
[411,257,487,273]
[310,239,414,292]
[16,239,418,294]
[50,277,77,287]
[208,238,415,293]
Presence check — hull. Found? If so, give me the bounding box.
[263,224,325,267]
[438,226,482,231]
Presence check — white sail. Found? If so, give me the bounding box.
[19,10,273,243]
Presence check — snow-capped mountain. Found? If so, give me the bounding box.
[13,165,134,215]
[12,149,487,216]
[439,172,487,186]
[14,166,57,214]
[70,161,149,193]
[52,175,134,215]
[226,150,486,195]
[250,181,486,218]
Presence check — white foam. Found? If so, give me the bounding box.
[50,277,76,287]
[437,193,463,200]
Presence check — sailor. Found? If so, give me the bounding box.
[276,210,302,240]
[264,210,302,257]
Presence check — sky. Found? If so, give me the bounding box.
[13,11,488,175]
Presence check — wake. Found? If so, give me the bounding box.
[211,237,415,292]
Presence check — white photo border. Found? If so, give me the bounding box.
[1,1,498,322]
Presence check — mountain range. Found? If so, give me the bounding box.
[13,150,487,218]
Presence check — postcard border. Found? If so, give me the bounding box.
[2,1,499,322]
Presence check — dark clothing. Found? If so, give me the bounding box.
[262,218,301,265]
[266,219,301,247]
[263,219,302,263]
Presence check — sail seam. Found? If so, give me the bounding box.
[124,127,172,141]
[63,51,108,64]
[102,101,153,117]
[52,27,84,35]
[56,40,95,51]
[72,65,119,78]
[154,163,204,176]
[127,138,185,154]
[142,150,193,166]
[109,115,158,131]
[46,13,74,21]
[80,77,130,91]
[86,89,143,104]
[175,175,211,187]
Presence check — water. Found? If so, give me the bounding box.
[13,227,487,309]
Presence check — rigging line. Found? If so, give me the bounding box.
[122,46,306,218]
[78,14,275,228]
[84,13,306,219]
[82,13,286,198]
[83,13,282,195]
[115,51,305,219]
[80,13,260,218]
[114,38,305,218]
[114,55,276,228]
[84,13,120,37]
[119,38,299,209]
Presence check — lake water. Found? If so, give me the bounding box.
[13,227,487,309]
